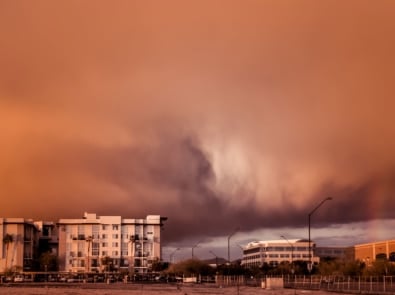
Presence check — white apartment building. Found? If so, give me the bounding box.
[0,218,39,272]
[241,239,319,268]
[57,213,166,274]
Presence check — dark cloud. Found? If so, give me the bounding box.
[1,1,395,246]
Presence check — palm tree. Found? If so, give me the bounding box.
[2,234,14,271]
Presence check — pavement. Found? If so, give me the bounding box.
[0,284,350,295]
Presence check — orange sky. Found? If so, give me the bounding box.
[1,1,395,245]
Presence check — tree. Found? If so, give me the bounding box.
[363,259,395,276]
[166,259,214,277]
[101,256,113,272]
[151,258,168,272]
[39,252,58,271]
[2,233,14,271]
[342,260,365,276]
[318,258,342,275]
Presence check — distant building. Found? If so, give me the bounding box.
[349,239,395,265]
[241,239,318,268]
[315,246,346,260]
[57,212,167,273]
[0,218,39,272]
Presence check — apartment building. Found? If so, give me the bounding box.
[57,212,166,273]
[241,239,319,268]
[0,218,39,272]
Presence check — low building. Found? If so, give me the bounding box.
[315,246,346,260]
[351,239,395,265]
[0,218,39,272]
[57,212,167,273]
[241,239,318,268]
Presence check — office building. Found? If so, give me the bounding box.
[315,246,346,260]
[241,239,318,268]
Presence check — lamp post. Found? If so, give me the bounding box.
[209,250,218,267]
[308,197,332,272]
[192,241,201,259]
[227,228,239,264]
[281,235,294,274]
[170,248,180,263]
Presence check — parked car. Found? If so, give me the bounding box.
[14,275,25,283]
[4,276,13,282]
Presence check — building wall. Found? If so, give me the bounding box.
[0,218,38,272]
[353,239,395,265]
[241,239,318,268]
[57,212,165,273]
[315,246,346,259]
[35,221,59,257]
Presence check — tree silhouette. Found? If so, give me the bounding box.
[101,256,113,272]
[39,252,58,271]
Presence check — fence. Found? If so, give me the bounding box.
[284,275,395,293]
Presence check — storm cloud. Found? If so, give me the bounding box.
[1,0,395,246]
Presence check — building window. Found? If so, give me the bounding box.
[102,234,107,239]
[92,242,99,256]
[112,251,119,256]
[112,242,119,247]
[112,234,119,239]
[102,225,109,230]
[296,247,308,251]
[102,251,108,256]
[102,242,108,247]
[112,225,119,230]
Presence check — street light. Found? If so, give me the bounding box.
[308,197,332,272]
[192,241,202,259]
[227,228,239,264]
[280,235,294,274]
[170,248,180,263]
[209,250,218,267]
